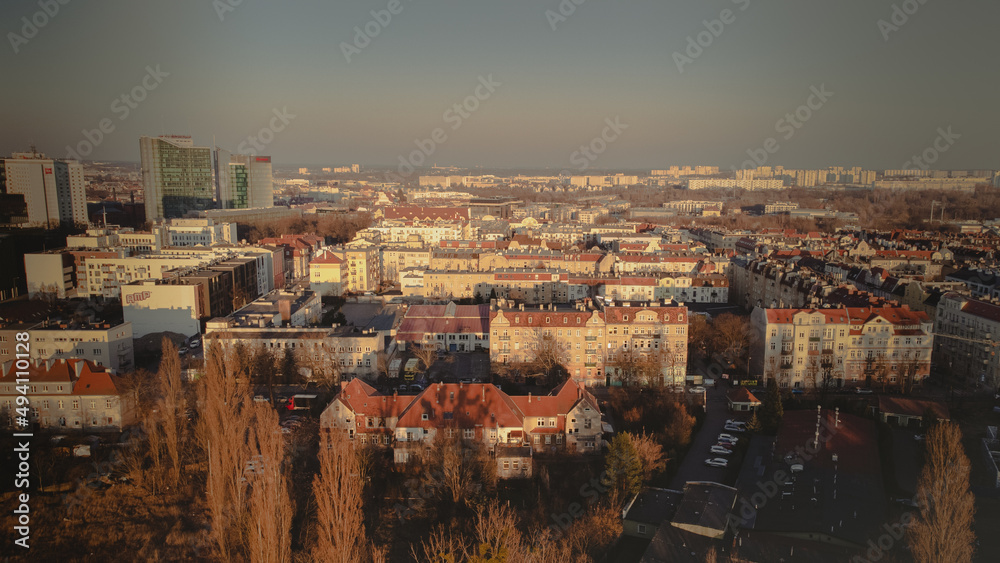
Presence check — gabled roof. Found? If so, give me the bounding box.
[396,383,524,429]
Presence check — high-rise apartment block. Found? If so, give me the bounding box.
[0,150,86,226]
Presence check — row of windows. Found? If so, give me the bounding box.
[3,398,113,409]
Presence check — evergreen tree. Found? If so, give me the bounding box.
[605,433,643,497]
[758,380,784,434]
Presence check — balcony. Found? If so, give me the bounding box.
[496,336,510,341]
[780,349,793,355]
[779,362,793,369]
[584,362,598,367]
[585,336,597,342]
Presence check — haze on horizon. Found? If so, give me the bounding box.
[1,0,997,171]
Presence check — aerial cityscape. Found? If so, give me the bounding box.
[2,1,999,562]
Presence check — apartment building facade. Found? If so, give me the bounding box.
[0,359,134,431]
[751,305,934,390]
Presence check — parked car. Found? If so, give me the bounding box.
[854,388,873,394]
[714,442,734,450]
[688,386,707,394]
[668,386,684,394]
[724,424,747,433]
[710,445,733,456]
[704,458,729,468]
[914,434,925,441]
[718,434,739,445]
[725,420,746,427]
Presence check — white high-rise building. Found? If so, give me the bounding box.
[214,148,274,210]
[140,135,214,220]
[0,150,86,226]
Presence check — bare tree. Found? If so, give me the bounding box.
[244,404,293,563]
[629,432,667,482]
[531,330,570,385]
[157,337,185,488]
[414,342,438,373]
[312,429,368,563]
[412,524,464,563]
[466,501,524,562]
[712,313,754,372]
[612,346,643,387]
[907,422,976,563]
[198,347,253,561]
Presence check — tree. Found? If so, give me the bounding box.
[605,433,643,500]
[156,337,186,488]
[249,345,277,404]
[712,313,755,374]
[197,347,254,561]
[745,410,762,433]
[279,350,299,384]
[465,502,524,563]
[612,347,643,387]
[758,379,784,434]
[629,432,666,482]
[414,342,438,373]
[531,331,569,384]
[244,404,293,563]
[312,430,368,562]
[687,313,711,364]
[907,422,976,563]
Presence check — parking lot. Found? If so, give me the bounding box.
[670,384,745,489]
[426,351,491,383]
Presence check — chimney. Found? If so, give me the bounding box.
[528,392,531,402]
[482,386,485,401]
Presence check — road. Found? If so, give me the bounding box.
[669,384,737,489]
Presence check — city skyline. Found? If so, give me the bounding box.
[2,0,998,170]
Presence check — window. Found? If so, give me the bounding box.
[638,524,647,534]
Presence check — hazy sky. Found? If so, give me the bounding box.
[2,0,997,171]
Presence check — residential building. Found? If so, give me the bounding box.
[750,305,934,389]
[395,302,490,352]
[319,379,604,466]
[933,293,1000,388]
[0,321,134,372]
[309,250,348,297]
[0,150,86,226]
[0,359,135,431]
